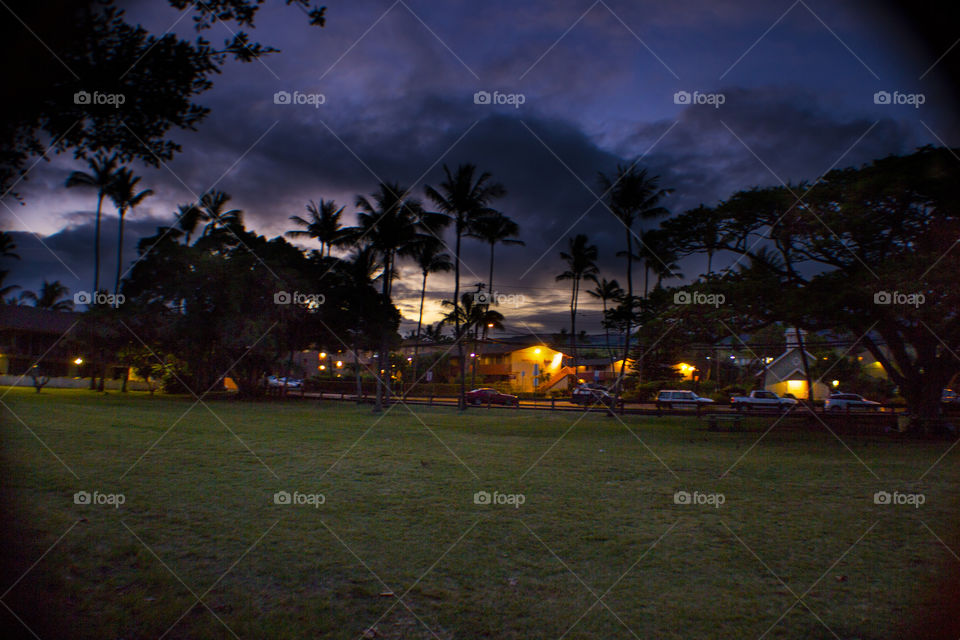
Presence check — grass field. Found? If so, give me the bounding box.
[1,387,958,639]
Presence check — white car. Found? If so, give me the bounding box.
[571,384,614,406]
[824,393,881,411]
[656,390,714,409]
[266,375,302,389]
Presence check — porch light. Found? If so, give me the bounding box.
[74,357,83,365]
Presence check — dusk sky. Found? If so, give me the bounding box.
[4,0,958,333]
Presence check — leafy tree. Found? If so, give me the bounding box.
[663,147,960,427]
[1,0,326,197]
[425,164,505,408]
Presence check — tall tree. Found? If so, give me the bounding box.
[349,182,428,411]
[425,164,506,409]
[467,210,524,295]
[108,167,153,296]
[286,199,348,257]
[19,280,74,311]
[198,190,242,237]
[598,165,671,398]
[586,277,624,360]
[556,234,599,374]
[411,237,452,383]
[65,153,119,293]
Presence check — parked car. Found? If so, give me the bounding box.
[824,393,881,411]
[465,388,519,406]
[729,390,797,411]
[266,375,302,389]
[571,384,614,406]
[656,390,714,409]
[942,389,960,404]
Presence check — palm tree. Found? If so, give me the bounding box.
[425,164,506,409]
[175,203,205,245]
[108,167,154,296]
[0,231,19,260]
[598,165,671,395]
[640,229,683,290]
[198,190,243,237]
[19,280,74,311]
[65,153,119,293]
[411,237,452,383]
[341,245,383,404]
[349,182,429,411]
[286,199,348,257]
[586,277,624,360]
[556,234,599,374]
[440,292,504,387]
[467,210,524,295]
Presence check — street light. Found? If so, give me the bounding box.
[74,357,83,365]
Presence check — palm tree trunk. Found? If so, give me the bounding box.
[94,191,103,293]
[114,210,126,297]
[375,253,392,412]
[488,243,495,296]
[618,229,633,402]
[570,278,578,377]
[454,224,465,410]
[413,270,428,388]
[353,335,363,404]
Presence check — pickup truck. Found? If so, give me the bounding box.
[730,390,798,411]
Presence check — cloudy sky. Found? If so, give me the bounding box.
[3,0,958,334]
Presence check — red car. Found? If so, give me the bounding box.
[465,388,519,407]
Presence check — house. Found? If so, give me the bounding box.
[0,305,83,378]
[472,341,572,392]
[761,328,830,400]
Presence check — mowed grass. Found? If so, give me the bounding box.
[1,387,958,639]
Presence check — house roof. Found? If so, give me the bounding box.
[0,305,80,334]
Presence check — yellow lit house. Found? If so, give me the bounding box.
[761,329,829,401]
[471,342,573,392]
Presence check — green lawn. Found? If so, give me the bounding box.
[1,387,957,639]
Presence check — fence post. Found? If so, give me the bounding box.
[429,394,433,406]
[551,398,555,411]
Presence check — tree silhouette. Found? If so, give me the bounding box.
[598,165,671,396]
[425,164,505,409]
[467,210,524,295]
[287,199,349,258]
[556,234,599,374]
[66,153,119,293]
[20,280,74,311]
[411,237,452,382]
[108,167,153,296]
[586,277,624,361]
